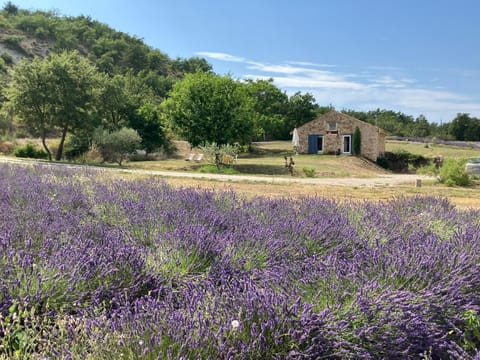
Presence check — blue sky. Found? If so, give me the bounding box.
[11,0,480,122]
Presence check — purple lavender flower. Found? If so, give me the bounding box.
[0,163,478,359]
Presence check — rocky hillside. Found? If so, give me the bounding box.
[0,27,54,64]
[0,3,211,82]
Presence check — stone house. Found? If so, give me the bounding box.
[295,110,386,161]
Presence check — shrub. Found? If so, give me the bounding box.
[1,34,25,51]
[376,150,430,172]
[64,134,91,161]
[80,144,103,164]
[0,51,13,65]
[375,155,389,169]
[0,141,14,154]
[302,167,316,177]
[14,143,47,159]
[93,127,142,166]
[416,162,437,176]
[438,158,471,186]
[199,142,240,166]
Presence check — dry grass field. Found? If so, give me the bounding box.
[126,140,480,210]
[2,139,479,209]
[136,175,479,210]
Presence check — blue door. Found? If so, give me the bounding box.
[308,134,318,154]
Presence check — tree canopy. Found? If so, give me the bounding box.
[163,72,255,147]
[244,78,288,140]
[284,92,318,138]
[449,113,480,141]
[6,51,102,160]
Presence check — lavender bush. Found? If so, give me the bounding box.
[0,163,479,359]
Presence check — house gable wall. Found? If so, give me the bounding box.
[296,111,385,161]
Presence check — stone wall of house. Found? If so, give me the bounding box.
[296,110,385,161]
[356,119,385,161]
[324,133,340,154]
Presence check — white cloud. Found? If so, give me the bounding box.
[195,52,246,62]
[308,86,480,121]
[368,75,416,88]
[286,61,337,68]
[244,62,366,90]
[196,51,480,121]
[243,73,365,90]
[367,65,404,71]
[246,62,308,75]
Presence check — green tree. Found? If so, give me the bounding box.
[353,126,361,155]
[245,78,288,140]
[284,92,318,139]
[449,113,471,141]
[2,2,19,15]
[448,113,480,141]
[119,37,148,73]
[96,72,168,156]
[344,109,417,136]
[54,20,81,51]
[130,102,167,156]
[173,57,212,74]
[465,118,480,141]
[4,57,54,159]
[6,51,102,160]
[410,115,431,138]
[97,73,130,131]
[163,72,254,147]
[47,51,102,160]
[138,70,175,100]
[146,50,172,74]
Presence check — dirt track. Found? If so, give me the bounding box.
[118,167,433,187]
[0,156,434,187]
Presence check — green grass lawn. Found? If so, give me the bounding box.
[129,141,389,178]
[128,139,480,179]
[4,138,480,179]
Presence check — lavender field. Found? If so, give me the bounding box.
[0,163,479,359]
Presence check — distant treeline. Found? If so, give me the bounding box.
[342,109,480,142]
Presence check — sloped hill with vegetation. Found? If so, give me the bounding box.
[0,2,220,161]
[0,2,211,90]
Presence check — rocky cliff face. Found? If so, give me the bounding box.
[0,27,54,63]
